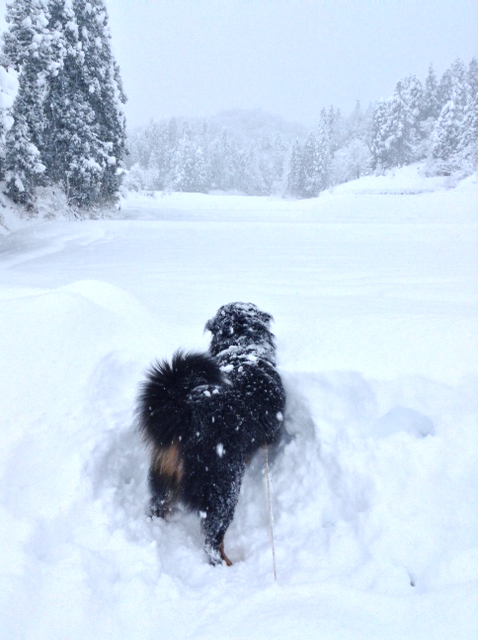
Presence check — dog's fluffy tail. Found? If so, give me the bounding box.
[136,350,223,449]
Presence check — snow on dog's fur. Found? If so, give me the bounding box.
[136,302,286,565]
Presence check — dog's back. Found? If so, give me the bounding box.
[206,302,285,454]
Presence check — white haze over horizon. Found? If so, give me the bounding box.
[0,0,477,129]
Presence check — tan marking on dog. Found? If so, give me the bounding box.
[153,442,184,483]
[220,540,233,566]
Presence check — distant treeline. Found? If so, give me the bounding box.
[127,58,477,198]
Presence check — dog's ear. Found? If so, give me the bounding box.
[258,310,273,327]
[204,318,215,334]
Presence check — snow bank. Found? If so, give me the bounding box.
[121,166,478,224]
[0,186,117,236]
[0,177,477,639]
[331,163,454,195]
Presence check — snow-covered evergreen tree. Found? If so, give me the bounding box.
[422,65,440,120]
[370,76,423,170]
[208,129,237,191]
[41,0,100,206]
[331,137,371,184]
[2,0,49,204]
[4,80,45,206]
[271,133,287,189]
[173,123,207,192]
[346,101,366,140]
[386,76,422,166]
[287,138,304,197]
[437,67,454,108]
[467,58,478,105]
[2,0,49,71]
[431,59,470,174]
[42,0,126,206]
[301,133,320,197]
[460,58,478,171]
[316,111,333,190]
[0,67,18,179]
[73,0,126,204]
[147,122,170,189]
[431,100,461,173]
[370,99,392,171]
[1,0,126,208]
[236,144,267,195]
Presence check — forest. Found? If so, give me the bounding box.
[126,58,477,198]
[0,0,477,210]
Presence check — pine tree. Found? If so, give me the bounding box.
[316,112,332,190]
[235,144,267,195]
[140,121,169,189]
[2,0,49,71]
[326,106,345,154]
[422,65,440,120]
[221,130,237,191]
[332,138,371,184]
[145,148,160,190]
[208,136,223,191]
[2,0,49,204]
[370,100,392,170]
[387,77,422,166]
[4,0,52,200]
[0,68,18,179]
[2,0,126,208]
[287,138,304,197]
[437,67,454,109]
[172,123,207,193]
[460,92,478,172]
[4,82,46,206]
[450,59,468,114]
[198,119,211,189]
[458,58,478,172]
[467,58,478,104]
[431,59,469,173]
[347,101,365,139]
[431,100,461,172]
[272,133,286,186]
[41,0,100,206]
[301,133,320,197]
[208,129,237,191]
[67,0,127,205]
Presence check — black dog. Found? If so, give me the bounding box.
[136,302,286,565]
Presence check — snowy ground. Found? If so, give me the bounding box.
[0,168,477,639]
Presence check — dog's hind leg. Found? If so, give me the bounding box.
[148,443,184,518]
[148,467,177,518]
[204,521,233,566]
[219,539,233,566]
[201,460,245,566]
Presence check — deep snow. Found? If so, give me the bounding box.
[0,168,477,639]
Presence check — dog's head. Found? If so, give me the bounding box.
[205,302,275,357]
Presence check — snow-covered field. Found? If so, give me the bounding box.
[0,169,477,639]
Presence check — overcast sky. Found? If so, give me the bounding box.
[1,0,477,129]
[105,0,478,129]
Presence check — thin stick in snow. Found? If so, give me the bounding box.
[263,443,277,581]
